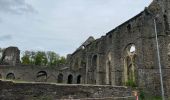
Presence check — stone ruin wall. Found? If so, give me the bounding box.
[0,80,134,100]
[67,0,170,97]
[0,0,170,98]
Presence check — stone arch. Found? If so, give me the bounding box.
[77,75,82,84]
[106,60,111,85]
[106,52,112,85]
[67,74,73,84]
[123,44,137,86]
[6,73,15,80]
[58,73,63,83]
[36,71,47,82]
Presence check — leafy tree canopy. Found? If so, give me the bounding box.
[21,50,66,67]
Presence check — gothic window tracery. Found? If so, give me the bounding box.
[124,44,137,85]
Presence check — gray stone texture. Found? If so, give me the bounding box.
[0,0,170,99]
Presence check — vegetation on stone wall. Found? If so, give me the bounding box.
[21,51,66,66]
[125,79,137,87]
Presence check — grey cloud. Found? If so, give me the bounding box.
[0,34,12,41]
[0,0,36,14]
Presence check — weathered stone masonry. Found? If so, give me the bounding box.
[0,0,170,98]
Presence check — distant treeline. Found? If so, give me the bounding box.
[21,51,66,66]
[0,48,66,66]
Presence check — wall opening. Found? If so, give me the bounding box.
[130,45,136,53]
[58,73,63,83]
[67,74,73,84]
[92,55,98,84]
[92,55,97,67]
[127,24,132,32]
[0,74,2,79]
[108,34,112,43]
[106,61,112,85]
[82,45,85,49]
[124,44,137,86]
[77,75,81,84]
[6,73,15,80]
[36,71,47,82]
[164,14,169,33]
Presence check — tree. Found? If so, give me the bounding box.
[46,51,59,66]
[35,51,47,66]
[56,56,66,65]
[21,55,30,65]
[21,50,66,67]
[21,51,33,65]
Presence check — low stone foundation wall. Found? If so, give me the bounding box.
[0,80,134,100]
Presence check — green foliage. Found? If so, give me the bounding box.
[21,55,30,65]
[57,56,66,65]
[35,51,47,66]
[125,80,137,87]
[46,51,59,66]
[139,90,145,100]
[139,90,162,100]
[21,50,66,67]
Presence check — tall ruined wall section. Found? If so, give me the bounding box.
[68,0,170,97]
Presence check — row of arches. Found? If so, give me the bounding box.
[36,71,82,84]
[0,73,16,80]
[0,71,82,84]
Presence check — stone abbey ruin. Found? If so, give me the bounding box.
[0,0,170,99]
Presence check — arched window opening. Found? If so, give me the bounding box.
[92,55,97,67]
[77,75,81,84]
[67,74,73,84]
[108,34,112,43]
[124,44,137,86]
[106,61,112,85]
[58,73,63,83]
[92,55,97,84]
[82,45,85,49]
[127,24,132,32]
[164,14,169,32]
[130,45,136,53]
[36,71,47,82]
[6,73,15,80]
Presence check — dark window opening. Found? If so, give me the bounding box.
[108,34,112,43]
[164,15,169,32]
[67,74,73,84]
[6,73,15,80]
[58,73,63,83]
[77,75,81,84]
[127,24,132,32]
[92,55,97,67]
[36,71,47,82]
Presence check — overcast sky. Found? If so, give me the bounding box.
[0,0,152,56]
